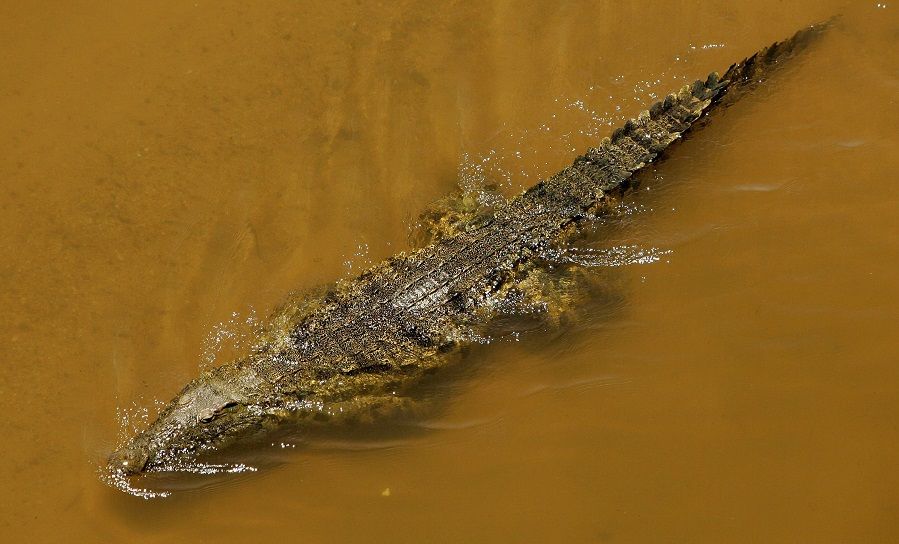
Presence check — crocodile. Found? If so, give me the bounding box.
[106,20,831,494]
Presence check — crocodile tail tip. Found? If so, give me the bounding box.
[719,16,837,90]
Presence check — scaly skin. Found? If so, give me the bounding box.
[107,21,831,485]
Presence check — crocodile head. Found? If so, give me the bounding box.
[107,360,274,476]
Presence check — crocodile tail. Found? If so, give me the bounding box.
[529,19,832,218]
[715,17,834,104]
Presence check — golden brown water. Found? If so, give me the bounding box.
[2,1,898,541]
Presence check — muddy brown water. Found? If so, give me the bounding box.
[2,1,898,542]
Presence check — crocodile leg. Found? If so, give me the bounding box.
[409,183,506,248]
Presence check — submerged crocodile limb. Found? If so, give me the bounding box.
[106,21,831,493]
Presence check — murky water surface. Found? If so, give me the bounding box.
[2,1,898,541]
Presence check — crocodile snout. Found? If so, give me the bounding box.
[107,441,150,476]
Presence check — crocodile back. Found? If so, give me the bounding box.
[252,20,834,398]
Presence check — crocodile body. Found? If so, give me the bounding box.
[107,22,829,490]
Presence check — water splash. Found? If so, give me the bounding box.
[114,402,153,442]
[100,461,258,500]
[342,241,373,274]
[151,462,258,476]
[100,466,172,500]
[201,309,262,368]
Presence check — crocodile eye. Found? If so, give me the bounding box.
[199,408,217,423]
